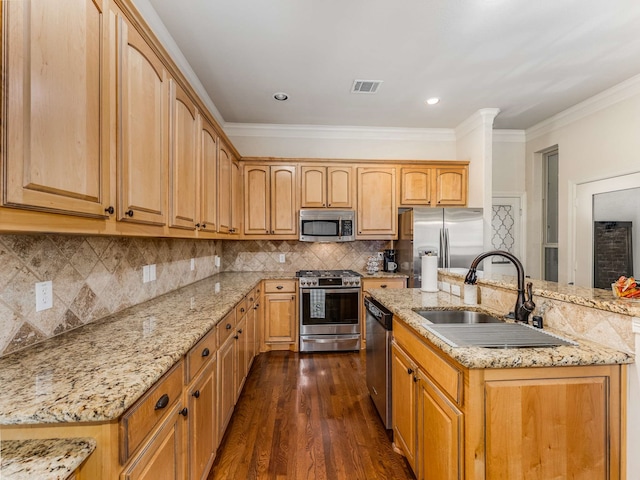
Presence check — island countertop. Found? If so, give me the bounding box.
[366,287,634,369]
[0,272,293,426]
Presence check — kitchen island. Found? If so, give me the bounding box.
[365,274,634,480]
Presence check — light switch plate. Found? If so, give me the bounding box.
[214,255,221,267]
[190,258,195,271]
[143,265,150,283]
[279,253,286,263]
[35,281,53,312]
[150,264,156,281]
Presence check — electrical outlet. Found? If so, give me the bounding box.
[215,282,221,293]
[214,255,221,268]
[190,296,195,309]
[377,251,384,260]
[143,265,150,283]
[190,258,195,271]
[35,281,53,312]
[279,253,286,263]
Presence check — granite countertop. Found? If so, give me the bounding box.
[367,287,634,369]
[0,272,294,426]
[439,269,640,317]
[0,437,96,480]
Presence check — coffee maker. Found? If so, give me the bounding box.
[383,249,397,272]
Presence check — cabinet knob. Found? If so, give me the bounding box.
[291,296,295,300]
[234,335,239,340]
[125,209,134,217]
[413,376,418,383]
[192,390,200,399]
[407,368,413,375]
[226,323,232,330]
[240,308,245,313]
[154,394,170,410]
[201,348,210,357]
[238,329,243,334]
[104,206,114,215]
[179,407,188,417]
[202,223,207,229]
[328,203,331,207]
[254,304,259,309]
[196,223,201,228]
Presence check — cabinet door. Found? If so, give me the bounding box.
[391,342,417,471]
[199,118,218,232]
[246,298,257,368]
[2,0,111,217]
[327,166,352,208]
[357,167,397,237]
[187,362,217,480]
[235,315,248,399]
[169,80,198,230]
[243,165,270,235]
[417,371,463,480]
[217,142,232,233]
[121,401,187,480]
[300,166,326,208]
[264,293,296,343]
[435,167,467,206]
[117,16,168,225]
[217,336,235,440]
[400,167,432,206]
[484,376,609,479]
[230,160,241,234]
[270,166,297,235]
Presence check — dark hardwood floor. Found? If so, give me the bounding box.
[207,351,415,480]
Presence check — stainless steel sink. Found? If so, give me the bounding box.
[423,323,577,348]
[414,310,504,324]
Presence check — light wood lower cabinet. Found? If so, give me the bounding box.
[217,312,237,440]
[391,318,624,480]
[186,361,217,480]
[263,280,297,350]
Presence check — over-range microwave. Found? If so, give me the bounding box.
[299,209,355,242]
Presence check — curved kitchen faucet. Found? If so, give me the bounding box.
[464,250,535,323]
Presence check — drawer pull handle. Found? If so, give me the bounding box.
[179,407,188,417]
[226,323,232,330]
[276,285,283,290]
[381,284,387,288]
[407,368,413,375]
[201,348,210,357]
[192,390,200,399]
[155,394,170,410]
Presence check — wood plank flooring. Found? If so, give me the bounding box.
[207,351,415,480]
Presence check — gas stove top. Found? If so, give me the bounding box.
[296,270,362,288]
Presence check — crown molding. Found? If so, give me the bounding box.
[493,129,526,143]
[526,73,640,141]
[454,108,501,139]
[223,123,456,142]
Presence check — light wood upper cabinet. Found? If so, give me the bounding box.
[217,143,232,233]
[435,167,467,206]
[1,0,111,218]
[356,167,397,238]
[117,15,168,226]
[230,160,241,234]
[300,165,352,208]
[198,118,218,232]
[400,165,468,207]
[244,165,297,236]
[169,80,198,230]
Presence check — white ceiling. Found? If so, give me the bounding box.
[145,0,640,130]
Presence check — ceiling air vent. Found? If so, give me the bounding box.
[351,79,383,94]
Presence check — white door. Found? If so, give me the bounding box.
[491,196,523,276]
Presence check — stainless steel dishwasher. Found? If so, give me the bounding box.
[365,296,393,429]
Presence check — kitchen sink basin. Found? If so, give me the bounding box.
[414,310,504,324]
[423,323,578,348]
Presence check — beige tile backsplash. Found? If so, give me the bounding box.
[0,235,389,357]
[0,234,222,357]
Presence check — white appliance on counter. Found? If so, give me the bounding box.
[397,208,484,288]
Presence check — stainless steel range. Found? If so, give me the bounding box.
[297,270,362,352]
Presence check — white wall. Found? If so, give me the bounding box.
[524,75,640,282]
[492,133,526,193]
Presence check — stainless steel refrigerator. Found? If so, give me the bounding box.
[397,208,484,288]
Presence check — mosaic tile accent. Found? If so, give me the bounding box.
[221,240,392,272]
[0,234,222,357]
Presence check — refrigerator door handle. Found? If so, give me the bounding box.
[444,228,451,268]
[439,228,446,268]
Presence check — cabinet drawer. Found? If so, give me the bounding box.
[264,279,296,294]
[393,319,462,404]
[120,360,184,464]
[186,328,216,383]
[236,297,248,319]
[363,278,406,290]
[217,310,237,346]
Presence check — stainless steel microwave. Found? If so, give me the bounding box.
[299,209,355,242]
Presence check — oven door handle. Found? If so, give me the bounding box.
[302,335,361,343]
[301,288,361,294]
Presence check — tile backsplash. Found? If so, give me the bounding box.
[221,240,391,272]
[0,234,222,357]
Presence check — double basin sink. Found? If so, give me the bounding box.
[414,310,576,348]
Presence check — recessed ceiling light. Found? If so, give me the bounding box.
[426,97,440,105]
[273,92,289,101]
